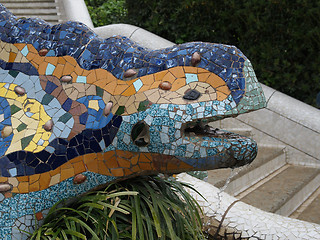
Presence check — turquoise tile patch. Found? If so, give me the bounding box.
[133,79,143,92]
[20,46,29,57]
[185,73,198,84]
[76,76,87,83]
[45,63,55,75]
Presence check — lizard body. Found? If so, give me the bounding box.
[0,4,266,238]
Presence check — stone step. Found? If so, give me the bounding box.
[2,0,61,24]
[2,0,54,2]
[295,190,320,224]
[207,144,286,195]
[290,185,320,224]
[14,14,60,22]
[239,165,320,215]
[2,2,57,8]
[9,9,58,15]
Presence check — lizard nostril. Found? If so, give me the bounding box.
[183,89,201,100]
[131,121,150,147]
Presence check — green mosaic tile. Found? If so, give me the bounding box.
[138,100,151,112]
[10,104,21,115]
[21,134,34,149]
[96,86,104,97]
[115,106,125,115]
[9,70,19,78]
[41,94,54,105]
[17,123,27,132]
[58,112,72,124]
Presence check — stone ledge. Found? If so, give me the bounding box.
[177,173,320,239]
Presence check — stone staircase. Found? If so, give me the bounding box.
[1,0,65,24]
[207,126,320,224]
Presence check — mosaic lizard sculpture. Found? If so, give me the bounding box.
[0,4,266,239]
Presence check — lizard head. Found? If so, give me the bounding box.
[105,43,266,174]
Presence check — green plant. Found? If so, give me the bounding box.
[27,176,205,240]
[84,0,127,26]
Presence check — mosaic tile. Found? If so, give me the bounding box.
[0,3,267,239]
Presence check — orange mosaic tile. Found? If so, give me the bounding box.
[39,172,51,191]
[61,61,75,76]
[72,161,86,174]
[103,151,115,160]
[216,91,229,101]
[98,161,110,175]
[17,181,29,194]
[154,70,167,81]
[207,74,226,88]
[171,78,187,91]
[131,165,141,173]
[130,154,139,165]
[138,162,154,171]
[0,177,7,183]
[139,153,152,163]
[124,169,133,176]
[8,52,16,63]
[60,168,75,182]
[110,168,124,177]
[216,85,231,95]
[115,150,134,159]
[198,72,211,82]
[105,157,119,169]
[29,174,40,184]
[29,181,39,192]
[183,66,197,73]
[162,72,176,83]
[17,176,29,182]
[58,57,66,65]
[117,158,131,168]
[46,56,58,66]
[169,67,185,78]
[13,43,26,51]
[118,84,134,96]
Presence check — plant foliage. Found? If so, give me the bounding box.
[28,176,205,240]
[84,0,127,26]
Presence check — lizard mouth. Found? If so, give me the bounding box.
[184,120,223,137]
[181,119,258,168]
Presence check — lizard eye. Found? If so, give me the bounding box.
[131,121,150,147]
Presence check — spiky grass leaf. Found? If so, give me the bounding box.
[30,176,205,240]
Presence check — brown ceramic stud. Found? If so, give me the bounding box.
[124,69,137,78]
[14,86,25,96]
[191,52,201,66]
[60,75,73,83]
[73,174,87,184]
[159,81,172,90]
[104,101,113,115]
[0,183,11,192]
[35,212,44,221]
[1,126,13,138]
[39,49,49,56]
[43,119,53,131]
